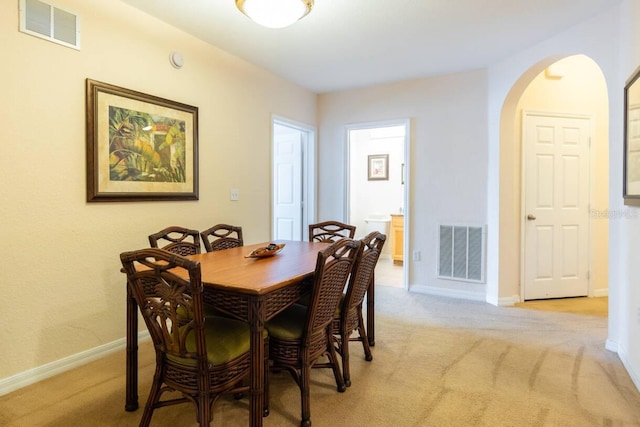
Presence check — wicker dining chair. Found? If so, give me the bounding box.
[331,231,386,387]
[265,238,362,427]
[120,248,268,426]
[308,220,356,242]
[148,226,201,256]
[200,224,244,252]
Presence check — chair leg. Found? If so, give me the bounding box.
[327,334,346,393]
[140,360,163,427]
[300,363,312,427]
[196,391,211,427]
[357,309,373,362]
[340,329,352,387]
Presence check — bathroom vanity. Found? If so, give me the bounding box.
[390,214,404,264]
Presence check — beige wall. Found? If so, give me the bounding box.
[0,0,316,380]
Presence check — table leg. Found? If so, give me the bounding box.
[248,299,265,427]
[125,283,139,411]
[367,274,375,346]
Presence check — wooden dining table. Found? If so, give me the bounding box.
[124,239,377,427]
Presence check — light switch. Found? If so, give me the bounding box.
[230,188,240,201]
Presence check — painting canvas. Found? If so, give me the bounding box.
[86,79,198,201]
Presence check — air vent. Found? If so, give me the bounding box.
[438,224,485,283]
[19,0,80,50]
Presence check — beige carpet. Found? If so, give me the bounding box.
[1,287,639,426]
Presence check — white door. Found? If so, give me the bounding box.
[272,124,303,240]
[523,113,590,300]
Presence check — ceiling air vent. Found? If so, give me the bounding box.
[19,0,80,50]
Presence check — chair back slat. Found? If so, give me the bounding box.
[200,224,244,252]
[148,226,201,256]
[308,221,356,242]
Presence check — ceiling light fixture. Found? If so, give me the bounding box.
[235,0,314,29]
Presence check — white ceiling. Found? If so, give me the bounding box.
[120,0,619,93]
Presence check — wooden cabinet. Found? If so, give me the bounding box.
[390,214,404,264]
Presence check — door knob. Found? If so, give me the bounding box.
[527,214,536,221]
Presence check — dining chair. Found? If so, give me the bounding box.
[265,238,362,427]
[120,248,268,426]
[331,231,386,387]
[200,224,244,252]
[148,226,201,256]
[308,220,356,242]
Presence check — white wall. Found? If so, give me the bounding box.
[0,0,316,385]
[318,0,640,393]
[615,0,640,395]
[318,70,490,299]
[487,0,639,389]
[489,14,620,306]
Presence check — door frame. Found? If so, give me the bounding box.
[271,115,316,241]
[520,110,593,300]
[345,118,411,290]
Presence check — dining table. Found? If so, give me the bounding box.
[124,239,377,427]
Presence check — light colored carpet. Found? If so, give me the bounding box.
[1,287,638,426]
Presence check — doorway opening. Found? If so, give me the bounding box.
[347,120,410,289]
[496,54,609,307]
[271,116,316,241]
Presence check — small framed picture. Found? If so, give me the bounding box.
[368,154,389,181]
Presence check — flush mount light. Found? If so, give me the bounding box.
[235,0,314,29]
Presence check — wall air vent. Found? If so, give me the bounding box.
[19,0,80,50]
[438,224,486,283]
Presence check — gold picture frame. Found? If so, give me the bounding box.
[86,79,198,202]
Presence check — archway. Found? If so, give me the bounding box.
[498,54,610,303]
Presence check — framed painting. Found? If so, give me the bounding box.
[86,79,198,202]
[368,154,389,181]
[624,66,640,206]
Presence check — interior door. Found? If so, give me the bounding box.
[272,123,303,240]
[523,113,590,300]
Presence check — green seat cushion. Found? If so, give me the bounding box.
[167,315,266,366]
[265,303,308,340]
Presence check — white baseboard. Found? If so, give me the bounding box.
[486,294,521,306]
[617,342,640,393]
[0,332,150,397]
[490,292,607,306]
[593,288,609,297]
[409,284,486,302]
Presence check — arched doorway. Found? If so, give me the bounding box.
[499,54,610,303]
